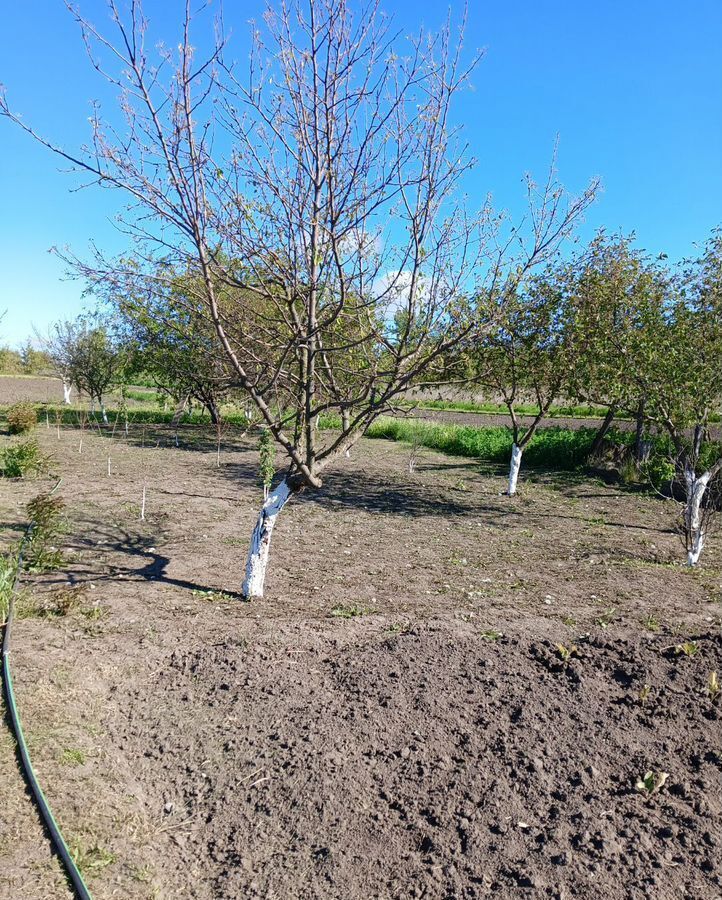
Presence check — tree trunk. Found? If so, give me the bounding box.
[634,397,646,461]
[242,478,293,599]
[62,380,72,405]
[589,405,616,458]
[342,409,351,457]
[207,400,220,426]
[507,443,523,496]
[100,402,109,425]
[685,469,711,566]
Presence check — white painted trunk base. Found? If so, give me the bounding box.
[685,472,711,566]
[507,443,523,496]
[62,381,72,405]
[242,479,292,599]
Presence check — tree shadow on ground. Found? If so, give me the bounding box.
[293,470,521,522]
[39,516,245,600]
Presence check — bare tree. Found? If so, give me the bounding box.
[35,321,77,404]
[1,0,597,597]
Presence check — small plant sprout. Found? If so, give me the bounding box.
[258,429,275,501]
[480,629,503,642]
[636,770,669,796]
[708,671,720,703]
[642,614,660,632]
[595,607,617,628]
[674,640,699,658]
[408,430,423,475]
[386,621,412,636]
[638,684,652,706]
[556,643,579,664]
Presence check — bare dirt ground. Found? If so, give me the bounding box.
[1,414,721,898]
[413,407,633,434]
[0,375,153,410]
[0,375,67,405]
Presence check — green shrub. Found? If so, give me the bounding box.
[1,440,49,478]
[642,456,676,490]
[0,553,18,623]
[24,493,67,572]
[7,402,37,434]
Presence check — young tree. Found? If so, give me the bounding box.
[36,321,80,404]
[115,269,234,425]
[650,234,722,565]
[20,341,52,375]
[44,318,123,421]
[575,231,722,565]
[569,233,665,459]
[472,262,582,495]
[1,0,597,597]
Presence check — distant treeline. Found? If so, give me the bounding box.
[0,344,53,376]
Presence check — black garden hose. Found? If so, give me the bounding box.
[1,479,92,900]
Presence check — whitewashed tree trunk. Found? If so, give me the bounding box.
[685,470,711,566]
[242,479,293,599]
[62,380,72,404]
[100,402,109,425]
[507,443,523,496]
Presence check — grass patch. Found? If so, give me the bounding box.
[70,842,116,877]
[60,748,86,767]
[362,417,610,470]
[330,603,366,618]
[409,398,626,419]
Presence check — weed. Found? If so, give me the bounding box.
[7,402,37,434]
[595,607,617,628]
[449,552,468,567]
[708,671,720,703]
[619,456,642,485]
[70,842,116,876]
[386,621,412,635]
[331,603,366,618]
[480,629,503,641]
[555,643,579,664]
[191,588,234,603]
[60,748,86,767]
[0,553,17,623]
[1,440,50,478]
[638,684,652,706]
[641,614,661,632]
[561,615,577,627]
[674,641,699,659]
[130,864,155,884]
[635,770,669,796]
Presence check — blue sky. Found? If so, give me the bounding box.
[1,0,720,346]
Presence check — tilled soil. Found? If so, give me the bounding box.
[1,419,721,899]
[121,624,722,900]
